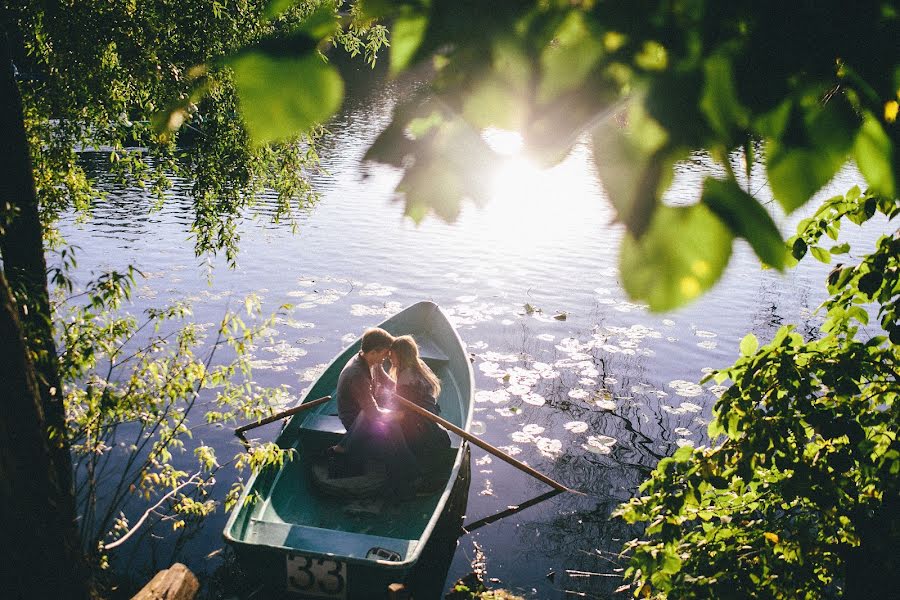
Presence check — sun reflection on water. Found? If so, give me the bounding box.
[476,129,613,258]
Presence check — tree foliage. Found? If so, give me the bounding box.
[4,0,385,260]
[224,0,899,310]
[614,190,899,598]
[51,256,295,564]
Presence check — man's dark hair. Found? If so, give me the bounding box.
[360,327,394,353]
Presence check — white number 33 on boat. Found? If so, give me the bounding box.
[286,553,347,598]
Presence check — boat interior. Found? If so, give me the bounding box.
[227,328,469,564]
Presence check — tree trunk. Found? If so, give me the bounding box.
[0,271,89,598]
[0,31,72,501]
[0,34,89,599]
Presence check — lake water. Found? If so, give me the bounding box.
[58,67,887,599]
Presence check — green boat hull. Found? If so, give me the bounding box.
[224,302,474,599]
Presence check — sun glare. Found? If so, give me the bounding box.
[476,129,607,257]
[483,128,525,156]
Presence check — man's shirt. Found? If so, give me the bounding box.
[335,352,394,426]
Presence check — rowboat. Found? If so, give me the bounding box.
[223,301,474,598]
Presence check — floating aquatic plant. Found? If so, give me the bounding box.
[536,437,563,457]
[564,421,589,434]
[668,380,704,397]
[521,393,546,406]
[568,389,589,400]
[583,435,617,454]
[359,283,396,297]
[297,363,327,382]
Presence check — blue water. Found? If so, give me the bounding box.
[58,73,889,599]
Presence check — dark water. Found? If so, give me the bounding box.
[58,67,888,599]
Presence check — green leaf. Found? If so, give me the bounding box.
[463,75,528,130]
[592,102,672,237]
[858,271,883,297]
[660,552,683,574]
[390,13,429,75]
[701,177,786,270]
[538,11,604,103]
[766,100,856,213]
[809,246,831,264]
[754,99,792,139]
[392,118,496,223]
[673,445,694,461]
[264,0,299,21]
[708,418,726,439]
[635,40,668,71]
[739,333,759,357]
[227,42,344,146]
[791,237,808,260]
[298,4,341,40]
[700,54,749,141]
[847,306,869,325]
[620,204,733,311]
[853,112,896,198]
[829,243,850,255]
[827,266,855,292]
[407,110,443,139]
[364,97,435,166]
[767,142,846,212]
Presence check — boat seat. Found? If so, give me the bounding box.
[415,335,449,363]
[242,519,417,561]
[301,414,346,435]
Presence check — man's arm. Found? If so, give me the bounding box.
[347,372,380,416]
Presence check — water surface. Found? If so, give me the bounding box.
[59,72,886,599]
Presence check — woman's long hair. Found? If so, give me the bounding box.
[390,335,441,397]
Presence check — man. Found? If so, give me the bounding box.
[329,327,419,496]
[335,327,396,432]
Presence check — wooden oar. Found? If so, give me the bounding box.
[234,395,332,447]
[393,395,579,494]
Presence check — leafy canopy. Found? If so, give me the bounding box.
[7,0,386,262]
[223,0,899,310]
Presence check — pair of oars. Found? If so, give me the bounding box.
[234,394,579,494]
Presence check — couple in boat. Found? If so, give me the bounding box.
[327,327,450,499]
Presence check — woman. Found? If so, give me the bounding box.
[389,335,451,458]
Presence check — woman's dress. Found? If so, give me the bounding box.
[396,368,451,458]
